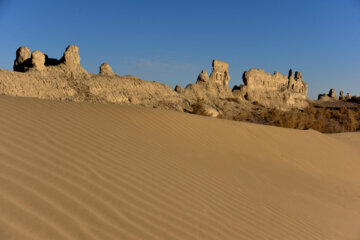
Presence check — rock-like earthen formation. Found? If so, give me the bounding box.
[61,45,80,67]
[232,68,308,109]
[329,88,337,99]
[318,88,338,101]
[13,46,31,72]
[346,93,351,100]
[209,60,230,87]
[339,90,345,101]
[2,45,188,111]
[12,45,88,76]
[174,85,184,94]
[1,45,324,118]
[99,63,116,76]
[177,60,234,109]
[31,50,46,71]
[196,70,209,83]
[194,60,230,87]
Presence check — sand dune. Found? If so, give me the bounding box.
[0,95,359,240]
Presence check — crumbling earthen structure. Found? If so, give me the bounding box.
[61,45,81,69]
[329,88,337,99]
[318,88,338,101]
[339,90,345,101]
[346,93,351,100]
[99,63,116,76]
[13,46,31,72]
[3,45,188,111]
[196,70,209,83]
[13,45,88,76]
[209,60,230,87]
[232,68,308,109]
[1,45,326,119]
[194,60,230,87]
[176,60,233,105]
[31,50,46,71]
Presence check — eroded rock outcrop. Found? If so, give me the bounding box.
[3,45,315,117]
[193,60,230,87]
[174,85,184,94]
[61,45,80,68]
[318,88,338,101]
[232,68,308,109]
[13,45,88,76]
[209,60,230,87]
[346,93,351,100]
[329,88,337,99]
[13,46,31,72]
[172,59,239,116]
[339,90,345,101]
[99,63,116,76]
[196,70,209,83]
[2,45,188,111]
[177,60,233,106]
[31,50,46,71]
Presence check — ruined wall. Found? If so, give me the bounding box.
[195,60,230,87]
[209,60,230,87]
[242,69,307,95]
[1,45,189,111]
[233,68,309,109]
[243,69,289,92]
[2,45,312,115]
[12,45,88,76]
[318,88,352,101]
[176,59,233,104]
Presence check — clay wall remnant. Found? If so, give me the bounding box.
[339,90,345,101]
[318,88,339,101]
[12,45,88,75]
[196,70,210,83]
[233,68,308,109]
[209,60,230,87]
[99,63,116,76]
[31,50,46,71]
[13,46,31,72]
[346,93,351,100]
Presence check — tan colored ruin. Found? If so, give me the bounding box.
[196,60,230,87]
[31,50,46,71]
[3,45,187,111]
[196,70,209,83]
[339,90,345,101]
[318,88,338,101]
[178,59,234,106]
[209,60,230,87]
[346,93,351,100]
[13,45,88,76]
[99,63,116,76]
[2,45,315,118]
[233,68,308,109]
[61,45,81,69]
[13,46,31,72]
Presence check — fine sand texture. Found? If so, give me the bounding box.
[0,95,359,240]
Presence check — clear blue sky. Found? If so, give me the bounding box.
[1,0,359,99]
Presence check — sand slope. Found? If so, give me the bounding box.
[0,95,359,240]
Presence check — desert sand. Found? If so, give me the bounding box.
[0,95,359,240]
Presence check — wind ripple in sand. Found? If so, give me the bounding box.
[0,95,360,240]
